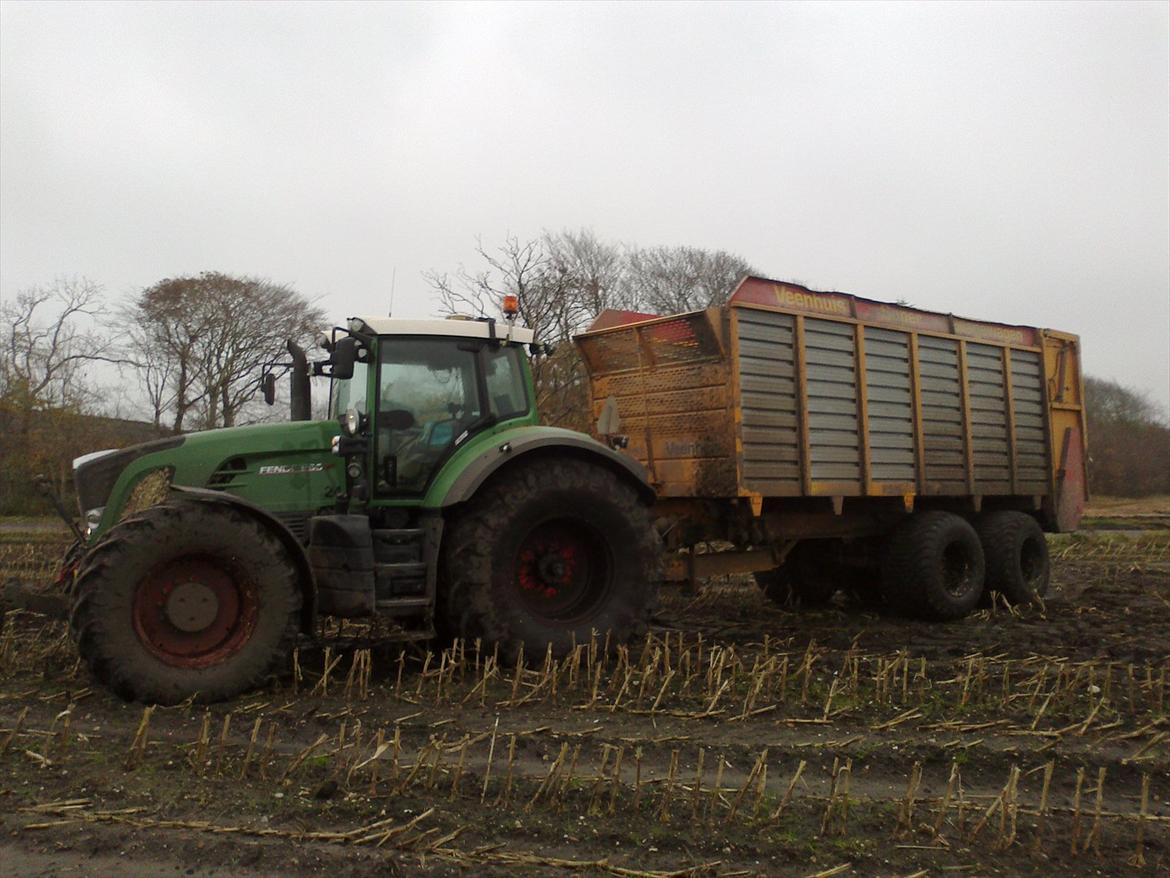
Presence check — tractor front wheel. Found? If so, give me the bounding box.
[439,458,658,661]
[69,500,302,704]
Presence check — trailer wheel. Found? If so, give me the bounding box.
[975,511,1050,604]
[439,457,658,661]
[882,511,985,621]
[754,542,838,607]
[70,501,302,704]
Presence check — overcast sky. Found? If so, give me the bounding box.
[2,1,1168,413]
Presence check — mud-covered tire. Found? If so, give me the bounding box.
[438,457,658,661]
[69,500,302,704]
[882,511,985,621]
[754,542,838,607]
[975,511,1050,605]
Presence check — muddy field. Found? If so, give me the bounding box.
[1,508,1167,877]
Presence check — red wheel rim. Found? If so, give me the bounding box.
[132,556,259,669]
[514,521,611,622]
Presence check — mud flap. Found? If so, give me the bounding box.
[1055,425,1087,532]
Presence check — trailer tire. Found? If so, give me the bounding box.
[975,511,1050,605]
[882,511,985,621]
[754,542,838,607]
[70,501,301,704]
[438,457,658,662]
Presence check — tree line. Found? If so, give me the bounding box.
[0,273,324,512]
[1,233,1167,516]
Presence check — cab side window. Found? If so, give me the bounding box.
[485,346,529,420]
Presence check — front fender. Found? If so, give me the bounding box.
[170,486,317,632]
[429,427,655,507]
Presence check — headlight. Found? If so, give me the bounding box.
[85,507,105,536]
[342,407,361,436]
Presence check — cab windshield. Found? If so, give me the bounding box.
[375,339,481,493]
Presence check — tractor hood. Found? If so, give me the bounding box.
[74,421,341,521]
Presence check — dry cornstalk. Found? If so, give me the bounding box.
[588,745,613,814]
[803,864,851,878]
[480,715,500,802]
[933,761,961,836]
[1031,761,1054,853]
[259,722,278,780]
[313,647,342,697]
[498,733,518,806]
[770,759,806,822]
[726,748,766,824]
[281,733,329,782]
[449,739,468,799]
[1083,766,1106,854]
[607,746,625,815]
[657,748,680,822]
[124,705,155,771]
[529,742,570,811]
[238,717,262,780]
[1129,773,1150,867]
[691,747,705,818]
[895,761,923,837]
[1070,766,1086,853]
[369,729,385,794]
[1,706,29,755]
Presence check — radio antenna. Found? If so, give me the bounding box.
[388,267,397,317]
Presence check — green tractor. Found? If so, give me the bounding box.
[65,314,658,704]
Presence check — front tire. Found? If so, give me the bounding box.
[439,457,658,661]
[882,511,985,621]
[70,500,302,704]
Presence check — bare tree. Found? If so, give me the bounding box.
[620,244,755,314]
[426,231,757,430]
[0,278,126,506]
[126,272,326,431]
[0,278,118,431]
[1084,376,1170,497]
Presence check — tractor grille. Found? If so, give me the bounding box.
[74,436,184,512]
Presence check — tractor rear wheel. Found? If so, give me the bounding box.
[882,511,985,621]
[975,511,1050,605]
[70,500,302,704]
[438,458,658,661]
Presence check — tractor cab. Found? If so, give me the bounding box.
[323,316,540,501]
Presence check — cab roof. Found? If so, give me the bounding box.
[351,316,535,345]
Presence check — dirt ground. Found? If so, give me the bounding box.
[1,515,1167,877]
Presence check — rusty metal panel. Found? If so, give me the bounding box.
[966,342,1012,491]
[577,310,737,497]
[917,335,967,493]
[734,308,801,495]
[804,319,861,486]
[1010,349,1049,491]
[863,326,915,483]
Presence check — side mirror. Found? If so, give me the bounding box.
[329,337,357,380]
[261,373,277,406]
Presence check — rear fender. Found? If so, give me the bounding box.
[433,431,655,508]
[170,486,317,632]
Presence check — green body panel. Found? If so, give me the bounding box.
[94,420,343,538]
[91,335,645,542]
[418,422,601,508]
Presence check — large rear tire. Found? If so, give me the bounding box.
[975,511,1050,604]
[70,500,302,704]
[882,511,985,621]
[438,458,658,661]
